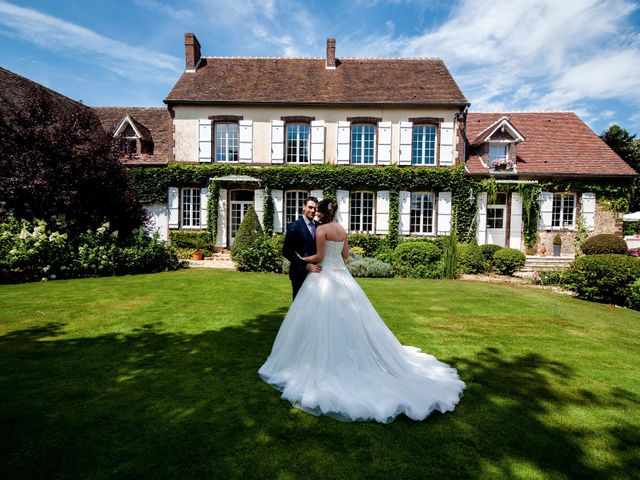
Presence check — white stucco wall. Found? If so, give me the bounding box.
[172,105,461,165]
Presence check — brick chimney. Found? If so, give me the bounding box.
[184,33,201,71]
[326,38,336,69]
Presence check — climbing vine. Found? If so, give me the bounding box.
[387,190,400,248]
[207,179,219,244]
[263,186,274,236]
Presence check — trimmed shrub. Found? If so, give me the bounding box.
[565,254,640,305]
[628,279,640,311]
[394,241,443,278]
[375,245,396,265]
[458,243,490,274]
[348,234,385,257]
[479,244,503,264]
[581,234,628,255]
[623,221,640,236]
[169,230,215,254]
[492,248,526,276]
[234,234,281,273]
[347,257,394,278]
[231,206,262,260]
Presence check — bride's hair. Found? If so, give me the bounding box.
[317,198,337,223]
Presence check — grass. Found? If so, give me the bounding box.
[1,269,639,480]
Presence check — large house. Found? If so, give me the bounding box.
[5,33,635,255]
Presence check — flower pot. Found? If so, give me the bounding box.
[553,244,561,257]
[192,251,204,261]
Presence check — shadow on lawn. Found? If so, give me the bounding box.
[1,314,639,480]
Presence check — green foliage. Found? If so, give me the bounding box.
[600,124,640,173]
[263,186,274,236]
[553,234,562,246]
[537,270,568,287]
[516,183,542,248]
[348,233,385,256]
[623,221,640,236]
[347,257,394,278]
[169,230,215,254]
[566,254,640,306]
[386,190,400,248]
[574,213,589,256]
[479,244,503,264]
[492,248,526,276]
[627,279,640,311]
[581,234,628,255]
[231,206,263,260]
[393,241,443,278]
[458,243,490,274]
[374,245,396,265]
[233,235,282,273]
[207,180,219,244]
[442,217,458,279]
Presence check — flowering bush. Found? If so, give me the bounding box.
[628,248,640,257]
[347,257,394,278]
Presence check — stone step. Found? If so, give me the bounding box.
[521,255,574,272]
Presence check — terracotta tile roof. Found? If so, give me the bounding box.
[465,112,637,177]
[93,107,172,164]
[165,57,468,105]
[0,66,96,122]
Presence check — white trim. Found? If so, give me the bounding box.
[336,190,349,230]
[337,121,351,165]
[168,187,179,229]
[509,192,522,249]
[238,120,253,163]
[270,120,285,164]
[271,189,284,233]
[216,188,228,247]
[581,192,596,231]
[198,119,212,162]
[375,190,390,234]
[310,189,323,201]
[399,121,413,165]
[254,189,265,228]
[377,121,392,165]
[477,117,525,143]
[399,190,411,234]
[200,187,209,229]
[114,115,143,138]
[310,120,325,164]
[439,121,454,166]
[437,191,452,235]
[476,192,488,245]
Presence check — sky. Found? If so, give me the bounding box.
[0,0,639,135]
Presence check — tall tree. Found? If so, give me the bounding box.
[0,79,145,235]
[600,124,640,173]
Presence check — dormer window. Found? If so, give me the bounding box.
[121,125,138,157]
[113,115,154,159]
[489,143,508,167]
[471,117,525,173]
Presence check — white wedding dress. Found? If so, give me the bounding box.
[259,240,465,423]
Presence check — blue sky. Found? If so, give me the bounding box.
[1,0,639,135]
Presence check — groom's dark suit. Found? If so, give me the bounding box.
[282,217,318,300]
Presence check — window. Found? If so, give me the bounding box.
[351,124,375,164]
[286,124,310,163]
[215,122,239,162]
[285,191,309,228]
[181,188,201,228]
[489,143,508,166]
[412,125,436,165]
[349,191,374,232]
[121,124,138,157]
[486,208,504,229]
[552,193,576,228]
[410,192,435,234]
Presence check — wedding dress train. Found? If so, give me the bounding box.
[259,240,465,423]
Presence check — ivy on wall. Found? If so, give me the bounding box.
[263,186,274,236]
[206,179,219,244]
[128,163,634,247]
[387,190,400,248]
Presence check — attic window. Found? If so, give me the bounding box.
[121,124,138,157]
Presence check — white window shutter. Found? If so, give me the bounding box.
[377,121,392,165]
[271,189,284,233]
[399,121,413,166]
[200,187,209,229]
[310,120,325,164]
[439,121,454,166]
[168,187,179,228]
[337,121,351,165]
[476,192,488,245]
[216,188,228,247]
[336,190,349,230]
[198,120,212,162]
[437,191,452,235]
[375,190,390,234]
[509,192,523,249]
[239,120,253,163]
[581,192,596,231]
[310,189,323,201]
[254,189,265,228]
[399,190,411,234]
[270,120,284,164]
[539,192,554,229]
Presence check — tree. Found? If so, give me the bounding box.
[231,206,262,260]
[0,83,145,236]
[600,125,640,173]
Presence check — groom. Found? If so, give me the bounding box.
[282,196,322,300]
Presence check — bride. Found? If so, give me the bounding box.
[258,198,465,423]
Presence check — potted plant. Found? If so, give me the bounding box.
[553,234,562,257]
[192,235,205,261]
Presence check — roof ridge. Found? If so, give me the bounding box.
[92,106,166,110]
[202,55,443,61]
[469,111,575,114]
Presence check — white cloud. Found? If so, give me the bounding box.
[132,0,195,21]
[0,0,181,82]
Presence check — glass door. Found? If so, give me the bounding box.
[229,190,255,246]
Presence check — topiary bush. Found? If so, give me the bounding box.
[231,206,262,260]
[565,254,640,306]
[169,230,215,255]
[393,241,443,278]
[234,234,281,273]
[479,244,503,264]
[348,234,386,257]
[347,257,394,278]
[627,278,640,311]
[581,234,628,255]
[492,248,526,276]
[458,243,490,274]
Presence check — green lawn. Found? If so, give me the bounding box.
[1,269,639,480]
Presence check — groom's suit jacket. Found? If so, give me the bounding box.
[282,217,318,282]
